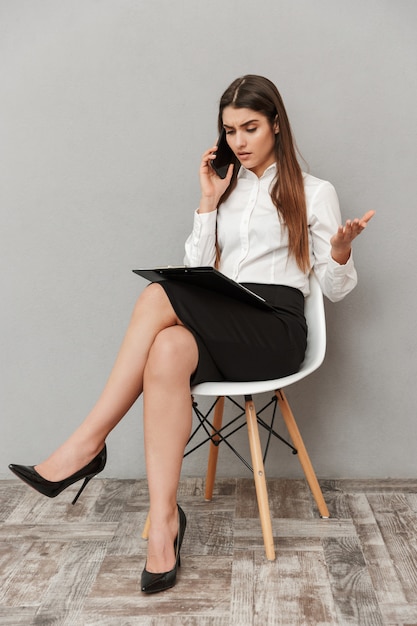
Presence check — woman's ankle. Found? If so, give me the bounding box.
[35,437,105,481]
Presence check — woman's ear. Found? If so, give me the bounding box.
[273,116,279,134]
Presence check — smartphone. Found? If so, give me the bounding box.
[210,129,235,179]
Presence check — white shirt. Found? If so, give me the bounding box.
[184,164,357,302]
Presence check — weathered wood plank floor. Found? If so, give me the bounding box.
[1,477,417,625]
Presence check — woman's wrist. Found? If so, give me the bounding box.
[331,245,352,265]
[198,196,218,214]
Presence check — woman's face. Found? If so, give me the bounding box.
[221,106,278,178]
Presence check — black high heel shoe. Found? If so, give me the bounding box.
[8,445,107,505]
[141,504,187,594]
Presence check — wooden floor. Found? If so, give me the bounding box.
[1,477,417,625]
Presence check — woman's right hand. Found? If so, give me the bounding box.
[198,144,234,213]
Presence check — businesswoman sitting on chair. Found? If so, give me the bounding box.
[9,74,374,594]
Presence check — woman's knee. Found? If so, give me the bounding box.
[135,283,166,309]
[132,283,176,322]
[145,327,198,382]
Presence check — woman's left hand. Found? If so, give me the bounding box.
[330,210,375,264]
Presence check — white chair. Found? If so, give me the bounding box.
[187,272,329,561]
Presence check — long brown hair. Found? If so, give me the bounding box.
[218,75,310,273]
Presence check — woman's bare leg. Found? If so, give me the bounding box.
[35,284,186,481]
[143,325,198,574]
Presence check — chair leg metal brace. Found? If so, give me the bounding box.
[245,395,276,561]
[275,389,330,519]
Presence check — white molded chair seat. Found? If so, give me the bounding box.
[191,271,326,398]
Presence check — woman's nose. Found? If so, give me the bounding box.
[235,131,246,148]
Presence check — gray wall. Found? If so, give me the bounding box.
[1,0,416,480]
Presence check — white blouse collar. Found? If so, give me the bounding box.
[237,162,277,181]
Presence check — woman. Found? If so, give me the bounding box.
[9,75,374,594]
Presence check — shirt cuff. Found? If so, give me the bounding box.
[192,208,217,237]
[328,251,355,272]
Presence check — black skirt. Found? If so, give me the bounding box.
[159,281,307,385]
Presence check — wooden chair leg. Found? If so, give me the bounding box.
[245,396,276,561]
[141,512,150,540]
[204,396,225,501]
[275,389,330,518]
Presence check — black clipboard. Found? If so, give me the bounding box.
[132,266,274,311]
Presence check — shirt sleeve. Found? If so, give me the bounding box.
[184,209,218,267]
[309,181,358,302]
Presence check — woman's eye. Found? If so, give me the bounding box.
[225,130,234,135]
[247,127,257,133]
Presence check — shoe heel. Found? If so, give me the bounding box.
[71,475,92,505]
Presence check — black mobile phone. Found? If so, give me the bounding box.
[210,129,235,179]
